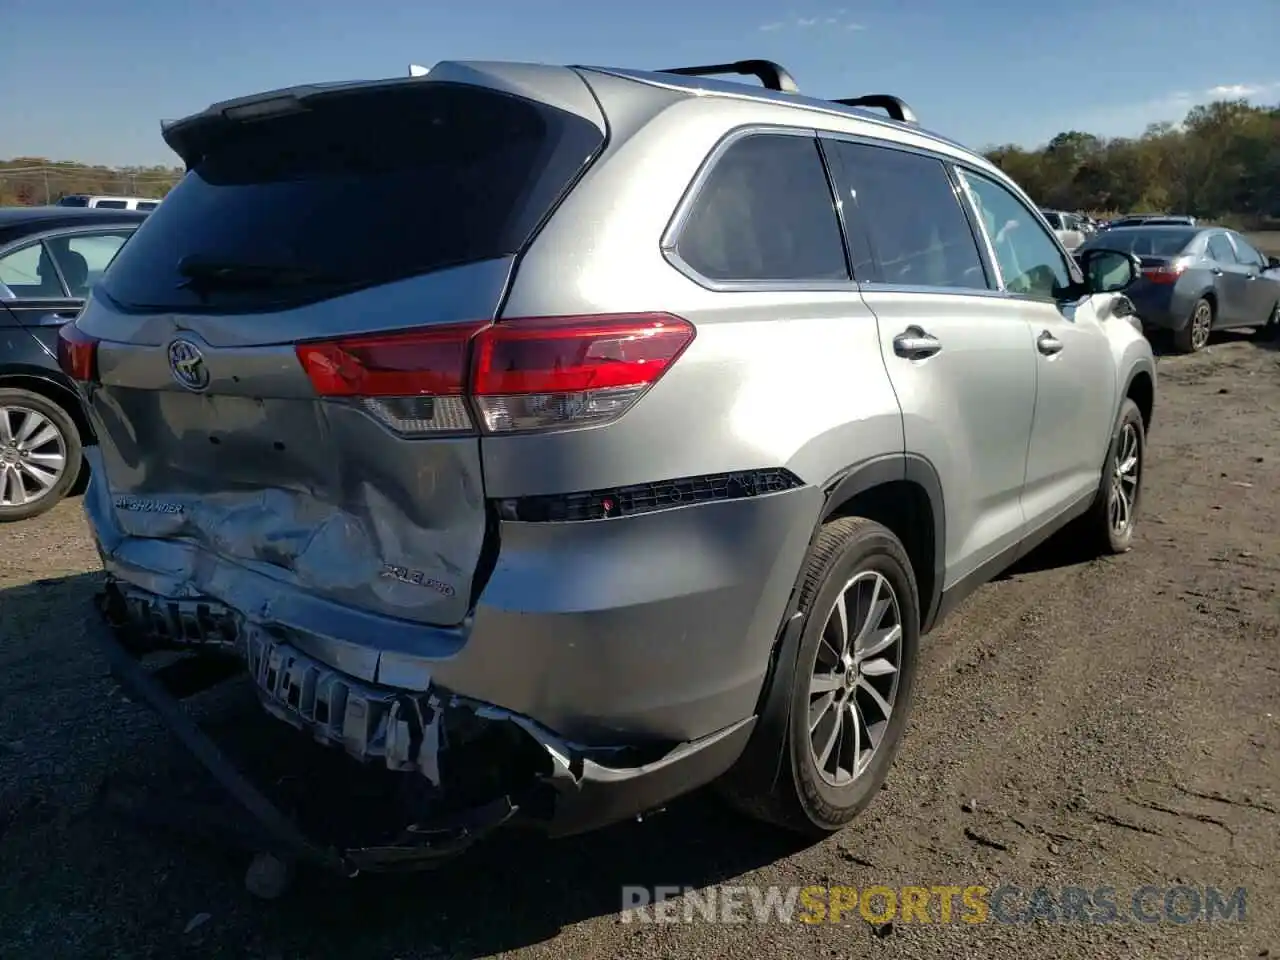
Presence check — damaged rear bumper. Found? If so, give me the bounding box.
[90,579,755,872]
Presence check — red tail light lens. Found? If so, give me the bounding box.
[57,323,100,382]
[295,313,695,435]
[471,314,695,432]
[1142,263,1186,284]
[295,322,485,398]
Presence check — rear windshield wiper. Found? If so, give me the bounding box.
[176,256,351,291]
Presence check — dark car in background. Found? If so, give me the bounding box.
[1103,214,1197,230]
[1078,225,1280,352]
[0,206,147,520]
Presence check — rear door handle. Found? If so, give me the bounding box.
[1037,331,1064,356]
[1211,268,1224,277]
[893,326,942,359]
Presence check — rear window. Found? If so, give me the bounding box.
[136,201,159,211]
[101,82,604,312]
[94,200,128,209]
[57,195,89,207]
[1084,229,1196,256]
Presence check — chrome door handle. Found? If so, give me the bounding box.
[1211,268,1223,276]
[893,326,942,359]
[1037,331,1064,356]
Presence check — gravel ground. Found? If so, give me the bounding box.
[2,331,1278,960]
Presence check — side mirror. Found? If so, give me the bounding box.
[1267,256,1280,270]
[1079,248,1141,293]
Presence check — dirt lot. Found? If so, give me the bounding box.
[2,331,1278,960]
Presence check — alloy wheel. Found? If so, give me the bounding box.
[0,405,69,509]
[1108,421,1141,538]
[1190,301,1212,350]
[808,570,903,787]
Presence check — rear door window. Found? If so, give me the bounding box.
[47,231,135,296]
[674,133,849,283]
[0,242,68,299]
[93,200,128,209]
[825,140,990,290]
[100,82,605,312]
[1207,234,1237,263]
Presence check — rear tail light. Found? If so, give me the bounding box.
[1141,260,1188,284]
[295,313,695,435]
[56,323,100,383]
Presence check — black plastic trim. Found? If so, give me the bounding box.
[657,59,800,93]
[496,468,805,522]
[831,94,917,124]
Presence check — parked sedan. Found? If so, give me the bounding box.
[0,206,148,520]
[1040,209,1088,250]
[1077,225,1280,352]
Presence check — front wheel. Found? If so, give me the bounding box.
[0,388,82,523]
[1079,398,1146,555]
[721,517,920,836]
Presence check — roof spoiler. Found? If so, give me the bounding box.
[654,59,917,123]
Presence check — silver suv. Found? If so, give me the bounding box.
[62,58,1155,870]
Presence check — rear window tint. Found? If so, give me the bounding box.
[1085,230,1196,256]
[101,82,604,312]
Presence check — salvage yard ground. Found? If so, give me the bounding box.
[2,324,1279,959]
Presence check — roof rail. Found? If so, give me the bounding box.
[831,94,917,124]
[657,59,800,93]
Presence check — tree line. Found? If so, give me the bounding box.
[982,99,1278,224]
[2,96,1277,222]
[0,160,182,206]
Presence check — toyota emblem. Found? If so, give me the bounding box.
[168,339,210,392]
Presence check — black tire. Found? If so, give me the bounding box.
[720,517,920,836]
[1079,398,1146,555]
[1173,297,1213,353]
[0,387,83,523]
[1255,299,1280,342]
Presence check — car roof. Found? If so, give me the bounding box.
[1096,224,1201,233]
[0,206,150,228]
[0,206,149,245]
[165,58,978,168]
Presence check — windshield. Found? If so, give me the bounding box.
[1083,229,1198,257]
[100,82,604,312]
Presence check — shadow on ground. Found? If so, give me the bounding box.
[0,571,815,957]
[1148,326,1276,356]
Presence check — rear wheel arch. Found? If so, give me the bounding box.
[820,456,944,633]
[0,369,93,445]
[727,455,945,800]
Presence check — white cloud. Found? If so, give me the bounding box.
[759,13,865,31]
[1205,80,1280,98]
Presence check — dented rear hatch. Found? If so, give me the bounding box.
[69,69,606,627]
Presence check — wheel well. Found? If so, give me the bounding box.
[1126,370,1154,432]
[826,479,936,618]
[0,372,92,442]
[1201,290,1217,312]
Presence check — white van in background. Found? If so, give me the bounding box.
[55,195,161,212]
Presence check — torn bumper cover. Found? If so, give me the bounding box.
[91,580,756,874]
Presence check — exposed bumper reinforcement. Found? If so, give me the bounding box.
[88,586,756,883]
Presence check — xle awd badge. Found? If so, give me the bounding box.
[168,338,210,392]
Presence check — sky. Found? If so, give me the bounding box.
[2,0,1277,167]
